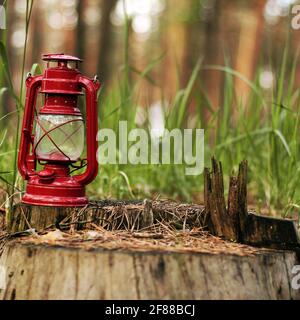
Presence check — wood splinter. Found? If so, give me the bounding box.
[204,158,248,241]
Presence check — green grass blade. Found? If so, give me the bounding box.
[176,57,202,128]
[30,63,42,76]
[203,64,267,109]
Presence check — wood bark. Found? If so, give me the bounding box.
[2,158,300,300]
[0,242,299,300]
[204,158,239,240]
[8,200,205,233]
[8,157,300,250]
[204,158,300,249]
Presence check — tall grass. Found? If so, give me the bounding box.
[92,40,300,219]
[0,1,300,219]
[0,0,34,211]
[203,46,300,218]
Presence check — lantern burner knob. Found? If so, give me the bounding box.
[37,169,55,181]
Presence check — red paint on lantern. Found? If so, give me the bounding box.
[18,53,101,207]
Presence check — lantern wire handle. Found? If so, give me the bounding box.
[69,159,87,174]
[93,75,99,83]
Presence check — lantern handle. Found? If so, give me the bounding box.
[74,75,101,185]
[18,75,42,180]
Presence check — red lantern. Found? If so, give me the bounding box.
[18,53,101,207]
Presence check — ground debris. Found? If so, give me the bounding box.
[16,226,268,257]
[8,199,206,233]
[0,199,281,256]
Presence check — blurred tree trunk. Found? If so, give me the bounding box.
[76,0,85,60]
[29,3,42,67]
[139,0,204,111]
[180,1,202,85]
[97,0,118,83]
[234,0,265,105]
[203,0,222,112]
[161,0,189,100]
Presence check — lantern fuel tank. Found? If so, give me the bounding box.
[18,53,101,207]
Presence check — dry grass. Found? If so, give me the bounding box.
[53,199,206,232]
[14,225,268,257]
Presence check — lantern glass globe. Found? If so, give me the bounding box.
[34,114,85,162]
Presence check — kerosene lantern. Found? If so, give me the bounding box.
[18,54,101,206]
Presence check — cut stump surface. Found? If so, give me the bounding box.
[0,240,299,300]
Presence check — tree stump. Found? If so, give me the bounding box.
[1,158,300,300]
[8,200,206,233]
[0,241,299,300]
[204,158,300,250]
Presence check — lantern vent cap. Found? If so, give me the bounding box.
[42,53,82,62]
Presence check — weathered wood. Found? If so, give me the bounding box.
[7,159,300,250]
[233,160,300,249]
[8,200,205,233]
[140,199,154,228]
[205,158,239,240]
[204,158,300,249]
[0,242,299,300]
[227,176,240,239]
[211,159,227,235]
[203,167,214,233]
[2,160,300,300]
[8,204,74,233]
[237,160,248,238]
[241,212,300,249]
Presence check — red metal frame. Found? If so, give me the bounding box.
[18,54,101,207]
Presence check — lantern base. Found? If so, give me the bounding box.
[21,176,88,207]
[21,193,88,207]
